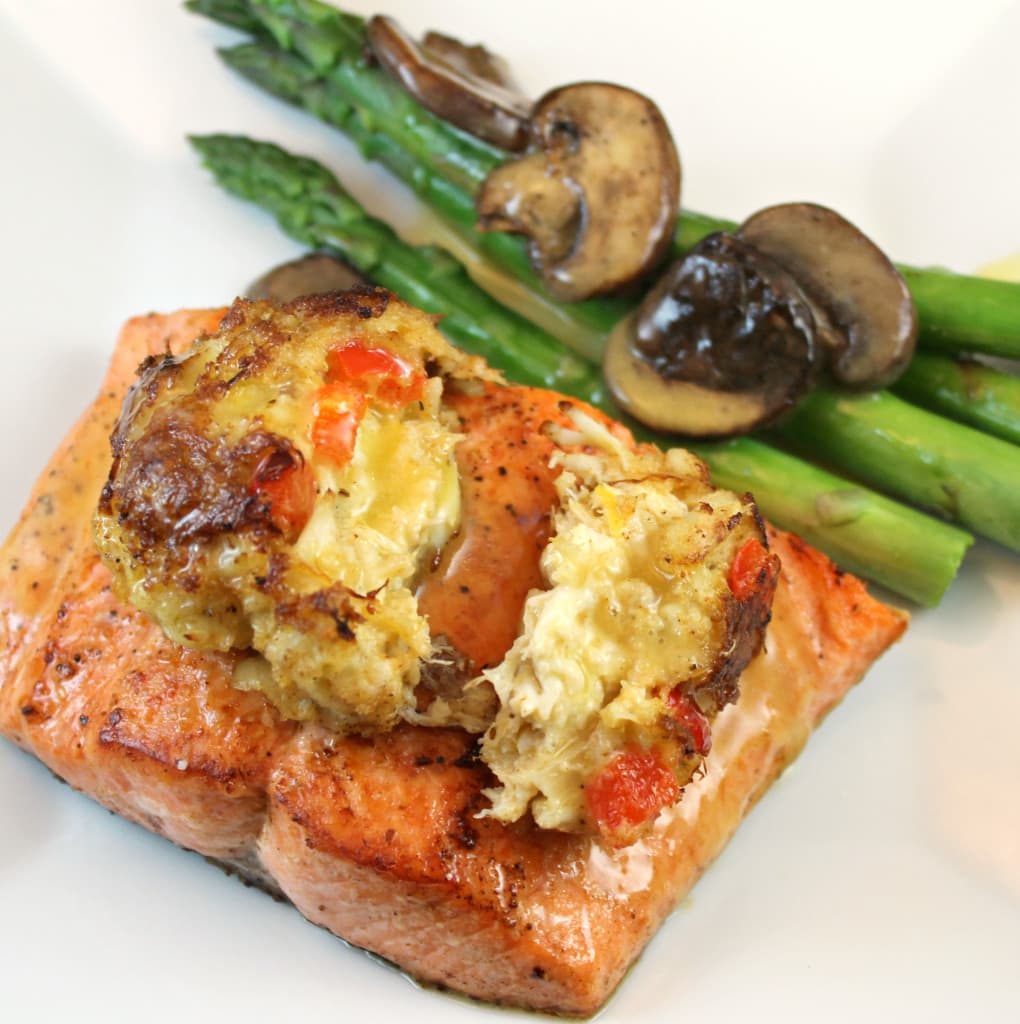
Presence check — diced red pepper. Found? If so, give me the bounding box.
[249,451,316,537]
[728,536,772,602]
[310,343,426,466]
[585,746,680,839]
[667,688,712,756]
[312,382,367,467]
[325,341,425,408]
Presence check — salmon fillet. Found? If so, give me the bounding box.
[0,309,907,1016]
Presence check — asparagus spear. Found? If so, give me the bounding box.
[187,0,1020,361]
[770,389,1020,552]
[893,352,1020,446]
[694,439,972,606]
[898,267,1020,360]
[190,132,973,605]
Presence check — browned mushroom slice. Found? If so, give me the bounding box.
[367,15,532,152]
[476,82,681,303]
[246,253,367,303]
[738,202,918,388]
[421,31,518,89]
[604,233,818,438]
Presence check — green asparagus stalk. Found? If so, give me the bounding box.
[898,267,1020,360]
[893,352,1020,446]
[695,439,972,606]
[186,0,1020,361]
[185,0,264,32]
[190,132,973,605]
[770,389,1020,552]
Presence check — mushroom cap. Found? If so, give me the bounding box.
[476,82,681,302]
[246,253,367,303]
[420,30,520,90]
[367,15,532,152]
[604,233,819,438]
[738,202,918,388]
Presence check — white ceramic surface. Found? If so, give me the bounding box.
[1,2,1018,1021]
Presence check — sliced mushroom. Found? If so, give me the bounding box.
[421,31,519,90]
[475,82,681,303]
[738,202,917,387]
[367,15,532,152]
[246,253,367,303]
[604,233,819,438]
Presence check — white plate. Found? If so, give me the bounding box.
[2,1,1019,1020]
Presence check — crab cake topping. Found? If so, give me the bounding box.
[478,410,777,843]
[94,290,493,732]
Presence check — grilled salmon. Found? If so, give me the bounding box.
[0,306,907,1015]
[89,290,780,843]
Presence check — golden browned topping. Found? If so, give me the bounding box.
[96,289,492,732]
